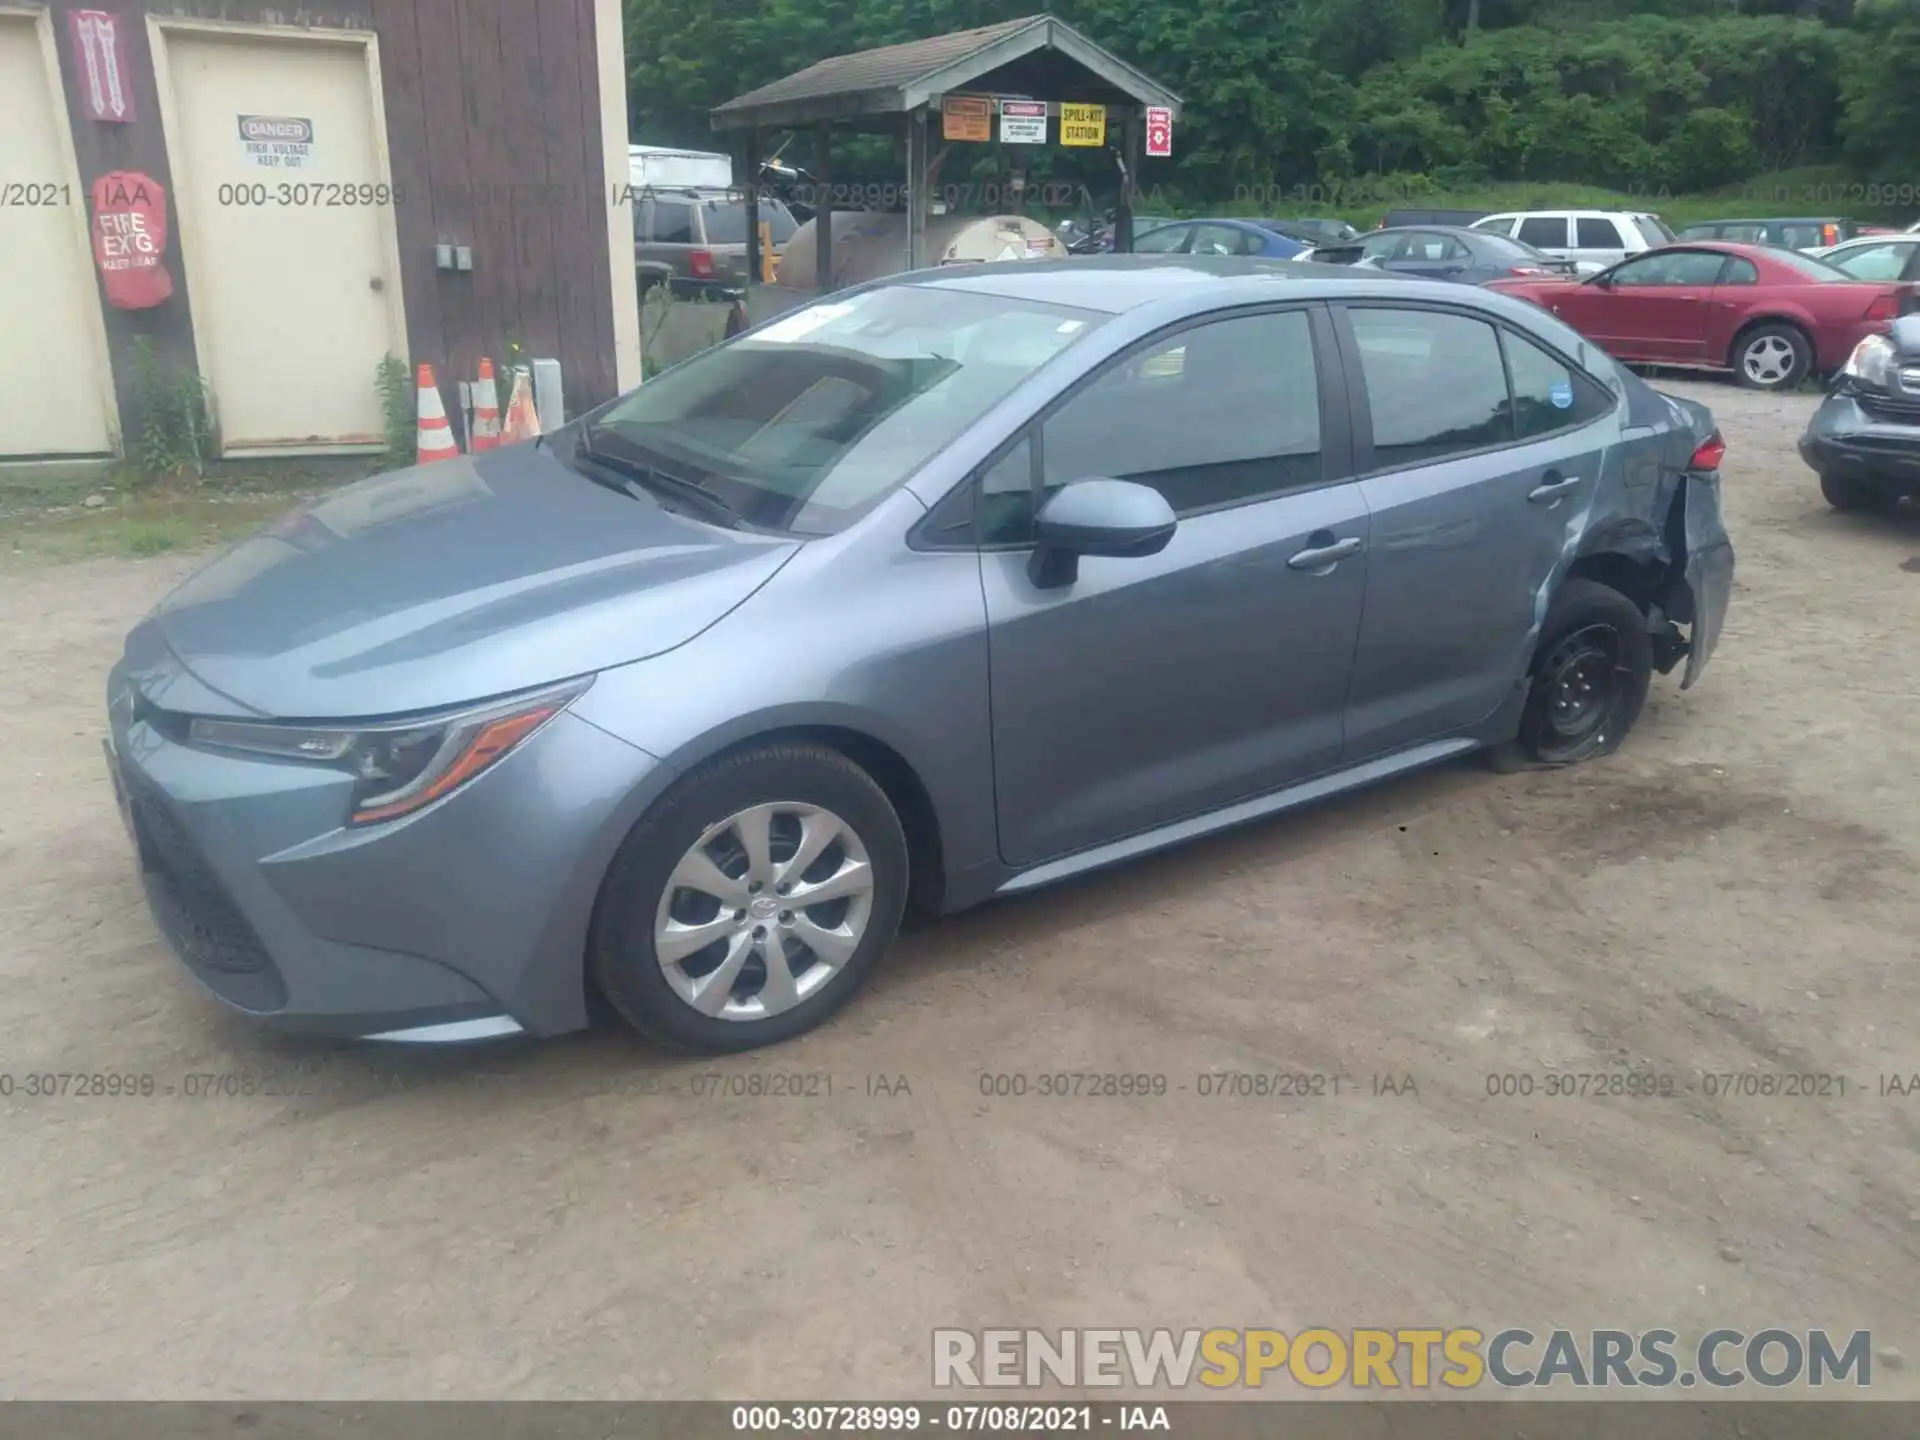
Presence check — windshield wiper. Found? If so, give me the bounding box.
[573,431,742,528]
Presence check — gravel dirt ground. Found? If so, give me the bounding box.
[2,381,1918,1401]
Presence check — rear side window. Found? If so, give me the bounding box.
[1348,308,1509,467]
[1517,216,1568,249]
[650,200,694,244]
[1719,257,1759,285]
[1502,330,1613,441]
[1576,217,1624,248]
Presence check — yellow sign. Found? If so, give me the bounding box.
[1059,103,1106,147]
[941,96,993,142]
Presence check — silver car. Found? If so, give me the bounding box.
[105,258,1734,1054]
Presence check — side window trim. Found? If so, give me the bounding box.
[907,301,1351,552]
[1332,300,1619,479]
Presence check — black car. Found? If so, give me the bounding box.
[1379,207,1489,229]
[1801,314,1920,513]
[1310,225,1577,285]
[1677,217,1862,252]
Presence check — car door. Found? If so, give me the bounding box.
[975,306,1370,867]
[1333,304,1619,758]
[1549,249,1722,362]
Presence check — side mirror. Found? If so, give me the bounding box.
[1027,479,1177,589]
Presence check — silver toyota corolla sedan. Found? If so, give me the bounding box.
[105,258,1735,1054]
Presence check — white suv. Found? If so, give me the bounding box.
[1471,210,1677,275]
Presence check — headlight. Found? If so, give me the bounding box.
[187,678,590,825]
[1842,333,1897,390]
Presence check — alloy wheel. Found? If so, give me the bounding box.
[1741,334,1798,387]
[653,802,874,1020]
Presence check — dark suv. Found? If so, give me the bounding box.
[634,189,800,295]
[1675,218,1861,252]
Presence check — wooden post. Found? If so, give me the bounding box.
[1114,107,1141,253]
[815,122,834,293]
[743,125,762,296]
[908,107,930,271]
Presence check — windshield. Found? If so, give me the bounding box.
[703,198,798,244]
[584,284,1105,534]
[1767,248,1857,281]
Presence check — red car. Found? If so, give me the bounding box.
[1486,241,1909,392]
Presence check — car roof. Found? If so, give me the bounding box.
[893,255,1479,315]
[1687,216,1845,226]
[1485,209,1660,219]
[1367,224,1498,237]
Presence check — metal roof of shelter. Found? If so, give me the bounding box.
[710,15,1183,131]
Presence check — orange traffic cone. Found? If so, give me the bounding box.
[470,358,501,452]
[415,363,459,464]
[501,366,543,444]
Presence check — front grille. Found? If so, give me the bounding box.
[129,790,275,977]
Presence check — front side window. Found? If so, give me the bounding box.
[979,310,1324,544]
[585,285,1105,534]
[1348,308,1509,467]
[1609,250,1728,287]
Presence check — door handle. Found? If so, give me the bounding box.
[1528,473,1583,503]
[1287,534,1363,570]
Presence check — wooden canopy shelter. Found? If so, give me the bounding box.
[710,15,1182,292]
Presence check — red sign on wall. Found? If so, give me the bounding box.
[91,171,174,309]
[1145,106,1173,159]
[69,10,136,123]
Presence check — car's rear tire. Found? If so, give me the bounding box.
[590,742,909,1053]
[1732,323,1812,391]
[1820,470,1906,514]
[1488,579,1653,770]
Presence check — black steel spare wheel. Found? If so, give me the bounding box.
[1510,579,1653,767]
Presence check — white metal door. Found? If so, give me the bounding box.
[158,28,401,454]
[0,12,114,457]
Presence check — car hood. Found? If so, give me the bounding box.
[142,439,800,719]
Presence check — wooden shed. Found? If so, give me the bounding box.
[0,0,641,461]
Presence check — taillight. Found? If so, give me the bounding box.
[1865,289,1900,322]
[1507,265,1545,276]
[1689,432,1726,471]
[689,248,715,278]
[1823,224,1838,246]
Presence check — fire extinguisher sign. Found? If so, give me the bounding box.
[91,171,175,310]
[1145,107,1173,159]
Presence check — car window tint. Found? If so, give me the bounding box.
[1035,311,1322,520]
[1517,216,1567,248]
[1830,242,1909,281]
[1361,234,1400,261]
[1718,257,1759,285]
[1775,224,1825,250]
[1502,330,1611,441]
[1135,224,1188,254]
[651,200,694,244]
[1576,217,1624,248]
[1612,250,1726,286]
[1350,308,1510,466]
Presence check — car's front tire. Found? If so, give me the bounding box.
[591,742,909,1053]
[1489,579,1653,770]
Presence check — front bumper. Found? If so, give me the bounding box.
[1799,391,1920,485]
[105,653,666,1041]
